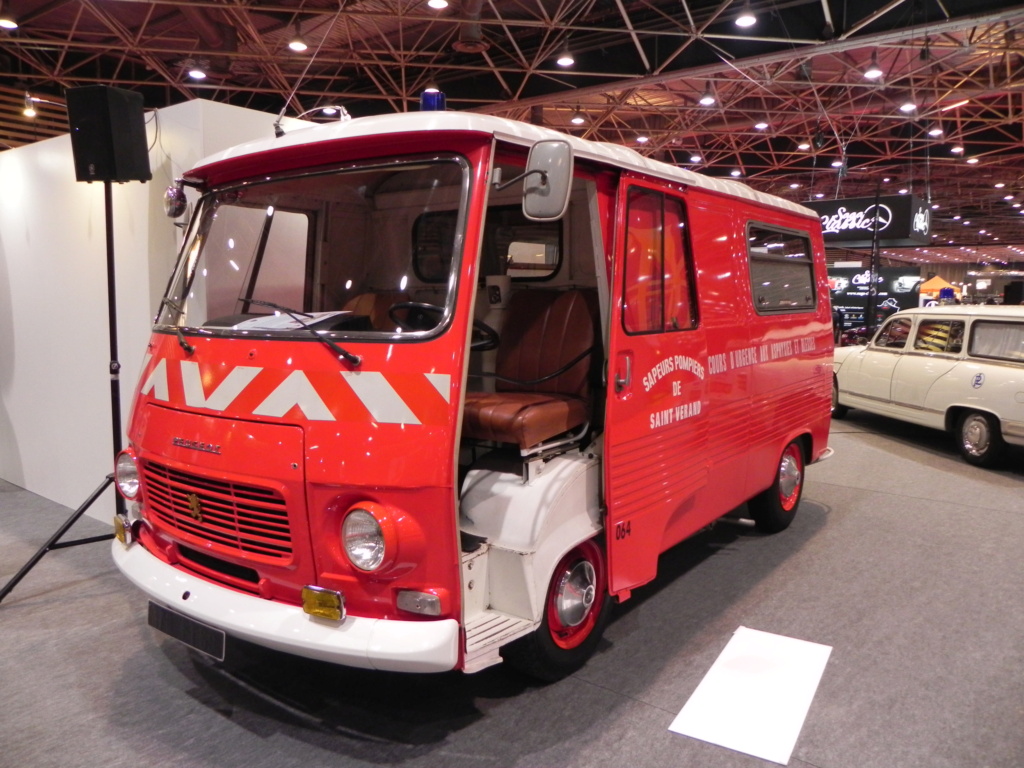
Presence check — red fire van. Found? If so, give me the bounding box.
[112,110,832,681]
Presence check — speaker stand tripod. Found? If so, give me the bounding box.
[1,179,125,605]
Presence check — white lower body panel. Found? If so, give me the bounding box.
[112,541,460,673]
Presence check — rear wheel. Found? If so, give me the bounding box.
[831,377,849,419]
[501,538,610,682]
[957,410,1005,467]
[748,440,804,533]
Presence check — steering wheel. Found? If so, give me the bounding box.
[388,301,499,351]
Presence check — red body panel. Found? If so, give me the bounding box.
[604,178,832,597]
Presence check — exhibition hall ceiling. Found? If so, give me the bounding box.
[3,0,1024,265]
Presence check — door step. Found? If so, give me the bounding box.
[463,610,536,673]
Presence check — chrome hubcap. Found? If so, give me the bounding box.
[556,560,596,627]
[778,452,802,499]
[963,416,990,456]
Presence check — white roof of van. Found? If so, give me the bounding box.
[196,111,815,219]
[895,304,1024,318]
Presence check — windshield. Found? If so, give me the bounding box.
[158,155,471,341]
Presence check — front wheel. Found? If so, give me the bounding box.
[957,410,1005,467]
[748,440,805,534]
[501,538,611,682]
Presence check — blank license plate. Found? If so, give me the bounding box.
[148,602,226,661]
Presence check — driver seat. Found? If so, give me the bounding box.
[342,291,410,331]
[462,289,596,451]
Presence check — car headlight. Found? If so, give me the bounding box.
[114,451,141,500]
[342,508,385,571]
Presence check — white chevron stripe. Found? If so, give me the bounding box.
[425,373,451,403]
[341,371,421,424]
[181,361,261,411]
[253,370,335,420]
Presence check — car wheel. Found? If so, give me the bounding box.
[748,440,804,534]
[501,538,611,682]
[957,410,1005,468]
[831,377,848,419]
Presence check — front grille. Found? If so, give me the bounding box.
[142,461,293,560]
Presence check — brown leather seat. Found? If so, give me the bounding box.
[342,291,410,331]
[463,289,596,450]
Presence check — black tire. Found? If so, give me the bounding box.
[501,538,611,682]
[748,440,805,534]
[956,410,1005,468]
[831,377,849,419]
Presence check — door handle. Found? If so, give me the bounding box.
[615,354,632,393]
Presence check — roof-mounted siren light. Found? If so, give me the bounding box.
[420,88,446,111]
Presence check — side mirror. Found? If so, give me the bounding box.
[164,181,187,219]
[522,140,573,221]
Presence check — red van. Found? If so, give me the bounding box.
[112,111,832,680]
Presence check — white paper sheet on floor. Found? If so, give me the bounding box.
[668,626,832,765]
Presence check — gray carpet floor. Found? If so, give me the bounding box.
[2,414,1023,768]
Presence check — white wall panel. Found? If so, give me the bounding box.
[0,99,309,519]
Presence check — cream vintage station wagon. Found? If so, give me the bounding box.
[832,305,1024,467]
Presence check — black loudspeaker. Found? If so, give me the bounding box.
[66,86,151,183]
[1004,281,1024,305]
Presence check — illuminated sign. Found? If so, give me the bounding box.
[805,195,930,247]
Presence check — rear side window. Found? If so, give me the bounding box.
[969,321,1024,361]
[747,225,815,314]
[913,320,964,354]
[873,317,912,349]
[622,187,696,334]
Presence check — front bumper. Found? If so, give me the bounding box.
[112,541,460,673]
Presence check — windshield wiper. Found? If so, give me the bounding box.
[245,298,362,366]
[160,298,195,355]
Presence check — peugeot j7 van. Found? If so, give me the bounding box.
[832,305,1024,467]
[111,111,833,681]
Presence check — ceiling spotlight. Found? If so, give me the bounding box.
[966,157,979,164]
[735,1,756,27]
[185,59,208,79]
[754,121,768,130]
[730,169,742,177]
[698,83,715,106]
[789,182,800,189]
[950,144,964,154]
[0,14,16,30]
[927,124,943,137]
[570,107,585,125]
[22,92,36,118]
[689,153,702,163]
[427,0,449,7]
[864,53,883,80]
[320,106,338,116]
[797,141,810,150]
[995,182,1005,188]
[288,23,308,52]
[830,159,844,168]
[556,43,574,67]
[899,100,917,113]
[636,135,649,144]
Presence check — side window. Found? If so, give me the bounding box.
[747,226,815,313]
[914,320,965,354]
[414,206,562,283]
[873,317,912,349]
[623,187,696,334]
[969,321,1024,361]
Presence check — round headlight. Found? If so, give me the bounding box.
[114,452,140,500]
[342,509,385,571]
